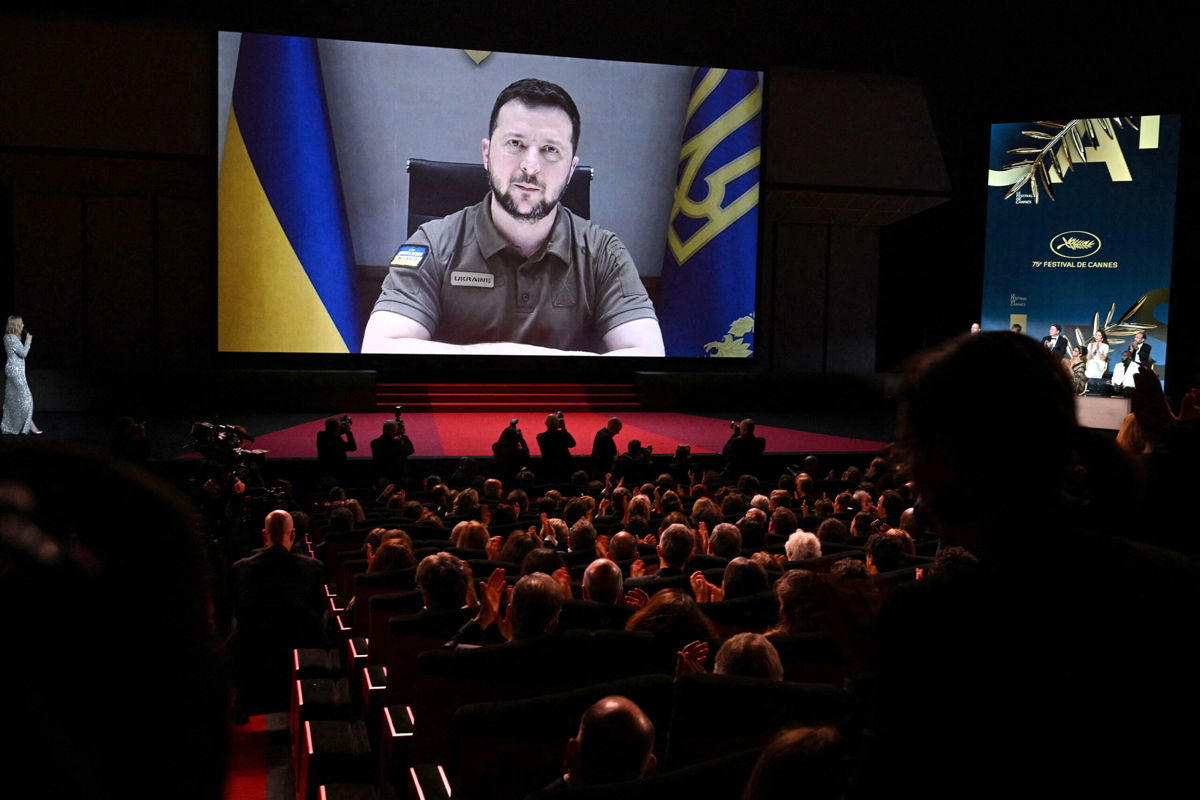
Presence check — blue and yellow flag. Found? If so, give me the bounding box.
[219,34,360,353]
[659,68,761,357]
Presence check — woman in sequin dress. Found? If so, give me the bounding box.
[3,315,42,435]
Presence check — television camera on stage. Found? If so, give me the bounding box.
[188,421,267,472]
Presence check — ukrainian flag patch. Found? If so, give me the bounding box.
[391,245,428,268]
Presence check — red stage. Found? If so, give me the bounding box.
[244,411,885,459]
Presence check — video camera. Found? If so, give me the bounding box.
[188,421,266,470]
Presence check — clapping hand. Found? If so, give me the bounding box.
[675,640,709,678]
[624,587,650,611]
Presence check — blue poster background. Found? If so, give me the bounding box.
[981,115,1179,374]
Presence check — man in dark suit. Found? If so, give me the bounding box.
[230,510,327,712]
[591,417,622,477]
[1127,330,1152,366]
[1041,323,1069,359]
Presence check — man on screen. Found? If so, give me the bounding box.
[361,79,664,356]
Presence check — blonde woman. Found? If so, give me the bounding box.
[3,316,41,435]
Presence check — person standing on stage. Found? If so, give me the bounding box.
[2,315,42,435]
[591,416,622,477]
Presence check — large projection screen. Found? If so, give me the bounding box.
[217,32,763,359]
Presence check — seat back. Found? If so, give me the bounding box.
[351,567,418,633]
[382,607,475,705]
[665,673,854,768]
[451,674,673,800]
[414,630,658,765]
[365,591,423,665]
[699,592,779,637]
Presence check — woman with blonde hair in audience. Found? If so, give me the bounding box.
[624,493,652,526]
[453,519,489,551]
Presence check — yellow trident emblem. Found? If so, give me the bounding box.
[667,69,762,265]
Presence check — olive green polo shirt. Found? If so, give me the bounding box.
[373,196,658,353]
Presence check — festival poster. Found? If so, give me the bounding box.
[981,115,1180,378]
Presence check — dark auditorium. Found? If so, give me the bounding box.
[2,4,1198,799]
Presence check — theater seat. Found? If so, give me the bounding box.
[523,746,764,800]
[665,673,854,768]
[412,630,658,767]
[449,674,673,800]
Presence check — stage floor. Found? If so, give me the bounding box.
[240,411,888,459]
[20,408,894,461]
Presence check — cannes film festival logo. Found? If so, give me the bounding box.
[1049,230,1101,259]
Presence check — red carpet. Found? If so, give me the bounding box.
[243,412,884,459]
[223,715,268,800]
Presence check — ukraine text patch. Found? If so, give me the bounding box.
[450,271,495,288]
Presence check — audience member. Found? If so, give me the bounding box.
[871,331,1199,796]
[230,510,327,712]
[742,726,848,800]
[554,696,657,790]
[785,530,821,561]
[714,633,783,680]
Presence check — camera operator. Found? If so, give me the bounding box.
[316,415,357,479]
[723,418,766,480]
[536,411,576,485]
[492,417,530,484]
[668,443,696,487]
[371,411,415,485]
[621,438,655,485]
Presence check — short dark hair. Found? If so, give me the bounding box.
[722,557,769,600]
[866,532,907,572]
[771,507,798,537]
[489,78,581,154]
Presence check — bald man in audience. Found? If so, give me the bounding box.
[231,510,326,643]
[552,695,657,790]
[230,510,327,712]
[582,558,624,606]
[607,531,640,563]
